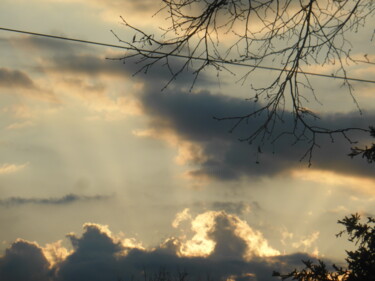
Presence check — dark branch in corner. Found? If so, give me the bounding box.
[348,126,375,163]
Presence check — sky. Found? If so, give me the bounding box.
[0,1,374,281]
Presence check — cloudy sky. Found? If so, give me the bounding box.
[0,1,374,281]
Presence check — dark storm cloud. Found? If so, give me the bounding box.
[44,53,212,87]
[208,213,249,261]
[0,193,110,207]
[0,240,50,281]
[58,224,123,281]
[90,0,159,13]
[46,54,128,76]
[8,34,212,86]
[0,68,35,89]
[3,35,123,76]
[3,33,212,88]
[0,68,57,102]
[7,35,93,54]
[0,212,324,281]
[121,0,160,12]
[138,86,375,180]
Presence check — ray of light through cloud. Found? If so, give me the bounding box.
[0,0,374,280]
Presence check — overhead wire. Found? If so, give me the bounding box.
[0,27,375,84]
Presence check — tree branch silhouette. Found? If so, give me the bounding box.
[113,0,375,164]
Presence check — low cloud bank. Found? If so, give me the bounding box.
[0,210,322,281]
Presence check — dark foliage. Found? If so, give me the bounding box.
[348,127,375,163]
[273,214,375,281]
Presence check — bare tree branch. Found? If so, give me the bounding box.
[112,0,375,164]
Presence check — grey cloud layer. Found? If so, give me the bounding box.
[0,68,35,89]
[0,240,50,281]
[43,43,373,181]
[192,201,259,215]
[0,194,110,207]
[139,87,375,180]
[210,201,257,215]
[13,34,374,181]
[7,35,94,54]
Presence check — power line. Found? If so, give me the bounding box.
[1,26,375,85]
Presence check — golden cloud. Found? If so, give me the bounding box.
[173,209,280,260]
[42,240,71,268]
[6,121,34,130]
[0,163,28,175]
[291,168,375,196]
[133,128,207,166]
[292,231,320,251]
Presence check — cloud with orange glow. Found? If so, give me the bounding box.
[291,168,375,196]
[172,209,280,260]
[0,163,28,175]
[0,210,322,281]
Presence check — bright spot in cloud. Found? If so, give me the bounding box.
[174,210,280,260]
[292,231,320,251]
[179,210,217,257]
[172,208,192,228]
[133,128,206,165]
[291,168,375,195]
[43,240,70,267]
[0,163,28,175]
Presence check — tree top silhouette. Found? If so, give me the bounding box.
[273,213,375,281]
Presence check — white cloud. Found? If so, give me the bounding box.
[172,208,192,228]
[280,228,294,246]
[292,231,320,251]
